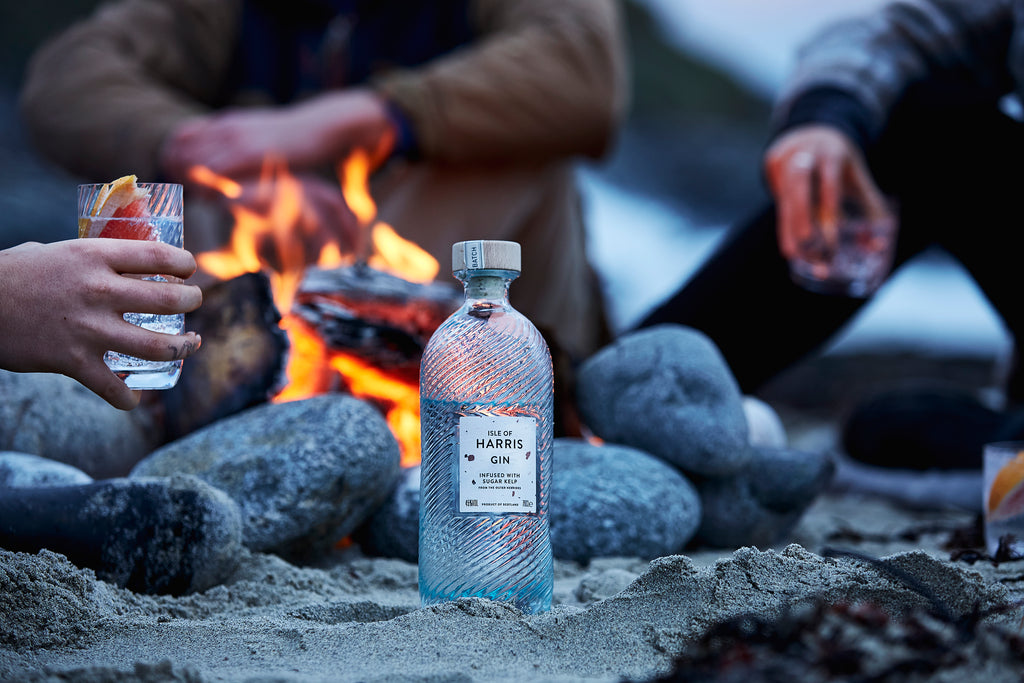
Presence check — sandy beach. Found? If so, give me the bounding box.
[3,487,1022,683]
[5,0,1024,678]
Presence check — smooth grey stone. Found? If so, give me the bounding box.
[747,447,835,512]
[360,465,420,563]
[0,370,159,478]
[743,396,787,448]
[572,567,640,605]
[131,395,401,558]
[0,475,241,594]
[550,438,701,562]
[361,440,705,565]
[576,325,750,477]
[360,438,704,565]
[0,452,93,487]
[697,447,835,548]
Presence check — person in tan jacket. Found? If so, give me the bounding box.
[21,0,629,363]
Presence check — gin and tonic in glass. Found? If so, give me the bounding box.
[77,179,185,390]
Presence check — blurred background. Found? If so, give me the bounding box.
[1,0,1010,416]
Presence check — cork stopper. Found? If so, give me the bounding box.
[452,240,521,274]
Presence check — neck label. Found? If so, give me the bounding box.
[465,240,485,270]
[458,415,537,514]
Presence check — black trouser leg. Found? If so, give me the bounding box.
[636,204,868,394]
[875,90,1024,404]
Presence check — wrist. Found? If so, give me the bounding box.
[383,98,420,161]
[774,87,875,153]
[306,89,397,163]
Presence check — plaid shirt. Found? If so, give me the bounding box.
[774,0,1021,149]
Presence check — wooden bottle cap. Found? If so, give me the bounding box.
[452,240,521,273]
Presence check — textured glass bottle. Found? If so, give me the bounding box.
[419,240,554,614]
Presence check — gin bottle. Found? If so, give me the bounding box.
[419,240,554,614]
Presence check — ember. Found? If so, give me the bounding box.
[293,264,459,380]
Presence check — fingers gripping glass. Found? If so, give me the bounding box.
[787,196,898,298]
[77,181,185,390]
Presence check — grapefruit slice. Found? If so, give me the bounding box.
[987,451,1024,521]
[79,175,155,240]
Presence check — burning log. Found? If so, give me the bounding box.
[293,263,460,381]
[161,272,288,441]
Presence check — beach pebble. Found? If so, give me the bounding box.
[0,370,159,478]
[697,447,835,548]
[550,438,701,562]
[572,567,642,605]
[359,465,420,563]
[131,395,401,558]
[0,452,93,487]
[743,396,787,447]
[576,325,750,477]
[0,475,242,595]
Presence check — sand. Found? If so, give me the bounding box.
[2,491,1023,683]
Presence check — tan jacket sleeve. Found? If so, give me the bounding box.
[19,0,241,181]
[372,0,629,165]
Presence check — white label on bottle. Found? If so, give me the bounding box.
[458,415,537,514]
[465,240,485,270]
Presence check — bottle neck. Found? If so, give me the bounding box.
[457,268,518,313]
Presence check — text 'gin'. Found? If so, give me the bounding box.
[418,240,554,614]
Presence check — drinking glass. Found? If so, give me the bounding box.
[77,182,185,390]
[983,441,1024,558]
[788,197,898,298]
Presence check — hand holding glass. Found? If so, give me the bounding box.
[77,181,186,390]
[787,196,898,298]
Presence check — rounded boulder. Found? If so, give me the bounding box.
[0,452,93,488]
[576,325,750,477]
[359,465,420,563]
[131,394,400,558]
[0,371,158,478]
[697,446,835,548]
[550,438,701,562]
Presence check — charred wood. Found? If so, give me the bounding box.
[161,272,288,441]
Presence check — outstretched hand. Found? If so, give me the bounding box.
[764,125,892,260]
[230,171,366,263]
[0,239,203,410]
[160,88,397,182]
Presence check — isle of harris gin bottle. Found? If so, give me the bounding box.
[418,240,554,614]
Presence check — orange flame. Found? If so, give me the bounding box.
[191,156,437,467]
[330,354,422,468]
[188,165,242,199]
[272,315,336,402]
[369,223,439,284]
[193,159,345,313]
[341,150,377,228]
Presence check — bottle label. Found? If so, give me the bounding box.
[465,240,485,269]
[458,415,537,514]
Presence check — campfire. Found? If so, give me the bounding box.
[188,152,457,468]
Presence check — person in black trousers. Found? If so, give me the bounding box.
[638,0,1024,469]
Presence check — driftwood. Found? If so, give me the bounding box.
[297,264,587,437]
[294,263,460,380]
[160,272,288,441]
